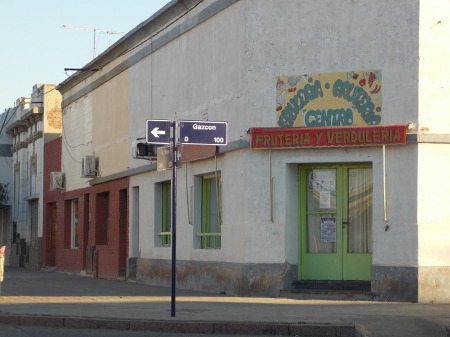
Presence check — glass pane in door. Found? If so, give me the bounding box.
[306,214,336,253]
[307,169,336,212]
[347,168,373,253]
[306,169,336,254]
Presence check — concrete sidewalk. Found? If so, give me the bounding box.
[0,267,449,337]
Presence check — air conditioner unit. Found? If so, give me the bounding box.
[81,156,99,178]
[50,172,65,190]
[132,139,158,160]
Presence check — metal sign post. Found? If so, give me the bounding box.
[171,122,177,317]
[146,119,227,318]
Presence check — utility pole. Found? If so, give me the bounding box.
[62,25,123,59]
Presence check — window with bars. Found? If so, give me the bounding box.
[198,173,222,249]
[157,181,171,247]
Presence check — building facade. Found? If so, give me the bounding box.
[0,111,13,264]
[56,0,450,302]
[6,84,62,269]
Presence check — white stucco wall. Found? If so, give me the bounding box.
[246,144,419,267]
[129,0,246,170]
[128,1,249,264]
[241,0,420,267]
[125,0,422,268]
[242,0,419,130]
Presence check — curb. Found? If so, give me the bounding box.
[0,314,362,336]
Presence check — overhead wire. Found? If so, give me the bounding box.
[61,111,93,149]
[62,131,83,164]
[95,0,205,71]
[61,111,92,163]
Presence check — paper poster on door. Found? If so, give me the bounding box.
[319,191,331,209]
[321,217,336,243]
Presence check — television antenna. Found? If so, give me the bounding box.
[62,25,123,59]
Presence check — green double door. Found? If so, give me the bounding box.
[299,164,373,281]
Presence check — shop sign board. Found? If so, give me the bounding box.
[250,125,407,149]
[179,121,227,146]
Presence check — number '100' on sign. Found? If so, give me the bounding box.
[179,121,228,146]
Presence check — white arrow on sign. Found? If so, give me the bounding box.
[151,127,166,138]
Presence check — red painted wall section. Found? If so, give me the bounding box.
[56,189,90,272]
[42,137,62,268]
[91,180,129,279]
[118,189,128,277]
[51,176,129,279]
[43,136,130,279]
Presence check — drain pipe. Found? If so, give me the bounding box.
[383,145,388,224]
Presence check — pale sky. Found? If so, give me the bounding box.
[0,0,171,112]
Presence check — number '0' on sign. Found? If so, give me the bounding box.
[179,121,228,146]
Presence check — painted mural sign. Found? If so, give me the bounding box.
[276,71,382,128]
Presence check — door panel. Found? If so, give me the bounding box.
[49,203,57,266]
[300,167,342,280]
[299,164,372,281]
[343,167,373,280]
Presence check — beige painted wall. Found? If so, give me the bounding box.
[62,66,130,191]
[40,84,62,135]
[419,0,450,134]
[91,71,131,177]
[417,144,450,266]
[417,0,450,267]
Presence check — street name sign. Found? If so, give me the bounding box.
[146,119,171,144]
[179,121,228,146]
